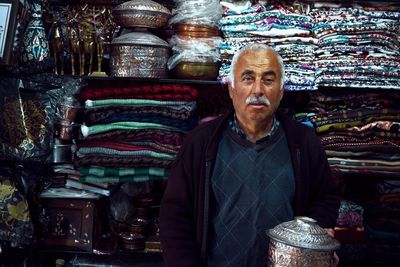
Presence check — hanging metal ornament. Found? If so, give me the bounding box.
[22,0,49,62]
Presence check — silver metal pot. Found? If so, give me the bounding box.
[112,0,171,28]
[266,216,340,267]
[110,31,170,78]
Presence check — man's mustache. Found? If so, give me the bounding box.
[245,95,271,106]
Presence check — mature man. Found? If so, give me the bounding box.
[159,43,341,267]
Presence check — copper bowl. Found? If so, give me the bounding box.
[113,0,171,28]
[173,23,221,39]
[171,60,221,80]
[55,120,80,141]
[173,23,220,34]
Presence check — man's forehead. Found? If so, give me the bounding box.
[241,69,277,76]
[237,51,277,66]
[235,50,279,71]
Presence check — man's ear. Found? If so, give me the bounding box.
[279,88,284,101]
[228,82,234,99]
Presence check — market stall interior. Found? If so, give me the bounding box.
[0,0,399,266]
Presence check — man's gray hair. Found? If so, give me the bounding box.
[228,43,285,90]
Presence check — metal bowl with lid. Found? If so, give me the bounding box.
[171,60,221,80]
[266,216,340,267]
[113,0,171,28]
[110,31,170,78]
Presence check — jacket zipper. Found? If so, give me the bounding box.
[296,148,301,167]
[201,160,211,263]
[294,147,302,214]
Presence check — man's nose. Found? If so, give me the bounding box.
[252,79,263,95]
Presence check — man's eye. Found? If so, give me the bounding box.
[263,79,274,85]
[242,76,253,82]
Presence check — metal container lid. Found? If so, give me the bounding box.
[113,0,171,15]
[111,31,169,47]
[266,216,340,251]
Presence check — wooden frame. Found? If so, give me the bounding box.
[0,0,18,65]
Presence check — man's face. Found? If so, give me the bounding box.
[228,50,284,125]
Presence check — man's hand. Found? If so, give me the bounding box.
[324,228,339,267]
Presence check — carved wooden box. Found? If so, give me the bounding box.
[39,197,100,252]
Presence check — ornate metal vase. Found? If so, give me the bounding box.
[23,0,49,62]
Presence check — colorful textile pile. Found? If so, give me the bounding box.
[218,1,400,91]
[75,84,199,184]
[218,1,317,90]
[311,3,400,89]
[335,200,366,244]
[294,91,400,176]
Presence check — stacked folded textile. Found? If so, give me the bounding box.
[311,3,400,89]
[218,0,317,90]
[294,91,400,176]
[75,84,199,184]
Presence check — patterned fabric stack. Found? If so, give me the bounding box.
[75,84,199,185]
[311,3,400,89]
[218,1,317,90]
[335,200,367,262]
[294,91,400,176]
[335,200,365,242]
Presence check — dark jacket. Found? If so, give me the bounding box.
[159,111,341,267]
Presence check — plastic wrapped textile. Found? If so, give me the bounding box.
[0,77,62,162]
[110,189,136,223]
[169,0,223,27]
[167,35,222,70]
[0,166,34,247]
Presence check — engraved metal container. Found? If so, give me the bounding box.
[266,216,340,267]
[171,60,221,80]
[110,31,170,78]
[119,232,145,251]
[113,0,171,28]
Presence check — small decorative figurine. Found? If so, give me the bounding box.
[45,5,69,75]
[66,11,82,76]
[80,19,96,75]
[91,7,117,77]
[50,21,65,75]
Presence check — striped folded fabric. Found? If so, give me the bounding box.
[79,84,199,101]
